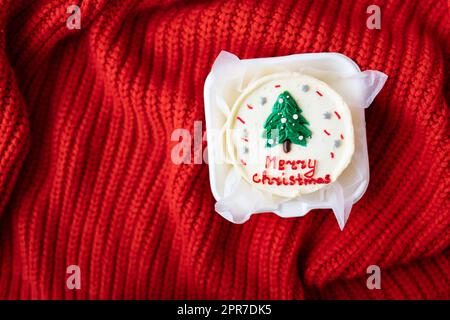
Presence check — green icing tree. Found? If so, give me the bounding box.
[263,91,312,153]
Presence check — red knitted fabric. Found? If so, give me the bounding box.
[0,0,449,300]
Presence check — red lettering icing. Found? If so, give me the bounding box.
[261,171,273,185]
[274,177,282,185]
[286,160,298,170]
[298,160,306,169]
[279,159,285,171]
[304,159,317,178]
[297,175,304,185]
[256,157,330,186]
[289,176,296,185]
[265,156,277,169]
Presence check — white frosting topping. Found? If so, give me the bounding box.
[226,72,355,197]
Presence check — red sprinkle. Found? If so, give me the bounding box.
[330,152,335,159]
[324,129,331,136]
[247,104,253,110]
[316,91,323,96]
[340,134,344,140]
[241,137,248,142]
[236,116,245,124]
[240,159,247,166]
[334,111,341,119]
[275,85,281,88]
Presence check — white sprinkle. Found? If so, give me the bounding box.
[281,118,287,123]
[268,139,274,144]
[299,136,304,140]
[293,114,298,119]
[278,98,283,103]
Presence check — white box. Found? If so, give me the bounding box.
[204,51,387,229]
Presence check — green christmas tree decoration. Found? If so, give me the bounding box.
[262,91,312,153]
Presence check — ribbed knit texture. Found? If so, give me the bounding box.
[0,0,449,300]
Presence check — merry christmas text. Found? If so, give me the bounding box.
[251,156,331,186]
[265,156,317,177]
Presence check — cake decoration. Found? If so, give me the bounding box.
[262,91,312,153]
[260,97,267,105]
[323,112,332,119]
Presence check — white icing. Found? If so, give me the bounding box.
[226,72,355,197]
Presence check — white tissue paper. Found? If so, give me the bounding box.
[204,50,387,229]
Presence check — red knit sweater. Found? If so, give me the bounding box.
[0,0,448,300]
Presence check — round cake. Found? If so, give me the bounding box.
[226,72,355,197]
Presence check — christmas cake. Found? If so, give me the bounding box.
[226,72,354,197]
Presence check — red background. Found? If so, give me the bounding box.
[0,0,448,299]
